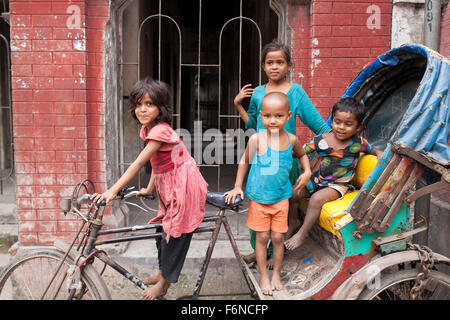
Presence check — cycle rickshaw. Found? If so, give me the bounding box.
[0,44,449,300]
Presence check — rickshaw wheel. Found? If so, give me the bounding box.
[358,264,450,300]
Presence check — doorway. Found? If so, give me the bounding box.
[0,0,13,200]
[116,0,281,192]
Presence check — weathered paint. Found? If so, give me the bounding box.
[312,253,372,300]
[341,203,410,257]
[312,202,410,299]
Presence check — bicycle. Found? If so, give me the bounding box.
[0,179,258,300]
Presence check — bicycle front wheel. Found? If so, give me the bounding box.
[0,248,109,300]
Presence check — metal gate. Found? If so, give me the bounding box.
[0,0,14,197]
[114,0,282,231]
[116,0,282,191]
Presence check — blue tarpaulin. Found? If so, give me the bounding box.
[327,44,449,166]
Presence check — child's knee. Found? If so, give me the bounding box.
[271,232,284,245]
[256,231,270,244]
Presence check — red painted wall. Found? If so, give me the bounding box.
[9,0,397,245]
[440,3,450,57]
[288,0,392,144]
[10,0,108,245]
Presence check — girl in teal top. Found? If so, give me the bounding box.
[246,83,330,136]
[234,40,330,265]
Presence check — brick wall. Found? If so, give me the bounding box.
[440,3,450,57]
[10,0,109,245]
[288,0,392,144]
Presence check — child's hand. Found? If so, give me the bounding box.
[234,84,254,106]
[294,171,311,195]
[91,189,118,205]
[136,187,155,197]
[224,187,244,205]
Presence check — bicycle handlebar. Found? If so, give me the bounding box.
[75,186,155,207]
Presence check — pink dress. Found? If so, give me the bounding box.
[139,123,208,242]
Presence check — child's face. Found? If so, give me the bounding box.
[134,93,160,127]
[260,98,291,134]
[331,110,361,142]
[262,50,291,82]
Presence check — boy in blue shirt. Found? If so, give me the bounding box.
[225,92,311,296]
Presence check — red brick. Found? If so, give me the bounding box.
[55,151,87,162]
[351,36,390,47]
[10,39,32,51]
[36,163,76,174]
[33,89,74,102]
[332,3,373,14]
[10,2,52,15]
[52,2,86,15]
[10,15,31,27]
[31,14,69,28]
[11,64,32,76]
[13,102,54,114]
[85,16,107,29]
[312,1,332,14]
[15,162,36,174]
[38,209,70,221]
[73,89,86,101]
[16,174,34,186]
[33,39,73,51]
[33,173,57,186]
[20,233,39,245]
[55,126,87,139]
[76,162,88,173]
[53,51,86,64]
[332,47,371,58]
[11,27,53,40]
[34,151,56,163]
[13,137,34,151]
[56,173,88,186]
[11,51,53,64]
[33,64,72,77]
[87,5,109,17]
[315,37,351,48]
[53,27,85,40]
[17,209,37,222]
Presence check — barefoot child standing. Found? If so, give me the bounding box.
[233,40,330,267]
[91,77,208,299]
[225,92,311,295]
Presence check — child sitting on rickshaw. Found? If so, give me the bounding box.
[285,97,383,251]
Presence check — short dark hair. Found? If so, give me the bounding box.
[261,39,292,66]
[332,97,365,124]
[129,77,172,124]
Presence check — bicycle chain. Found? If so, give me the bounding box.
[407,243,435,300]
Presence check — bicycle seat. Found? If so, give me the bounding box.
[206,192,243,209]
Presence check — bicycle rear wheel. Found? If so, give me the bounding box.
[0,248,110,300]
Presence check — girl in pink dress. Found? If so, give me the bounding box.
[92,77,208,300]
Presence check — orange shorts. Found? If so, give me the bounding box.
[246,199,289,233]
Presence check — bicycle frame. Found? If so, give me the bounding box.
[49,190,256,300]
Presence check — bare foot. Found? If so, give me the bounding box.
[266,257,274,270]
[242,252,256,264]
[142,271,162,286]
[259,274,272,296]
[271,273,283,291]
[141,280,170,300]
[285,220,301,240]
[284,231,306,251]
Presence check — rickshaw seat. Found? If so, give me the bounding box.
[299,154,378,240]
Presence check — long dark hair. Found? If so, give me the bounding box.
[129,77,172,124]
